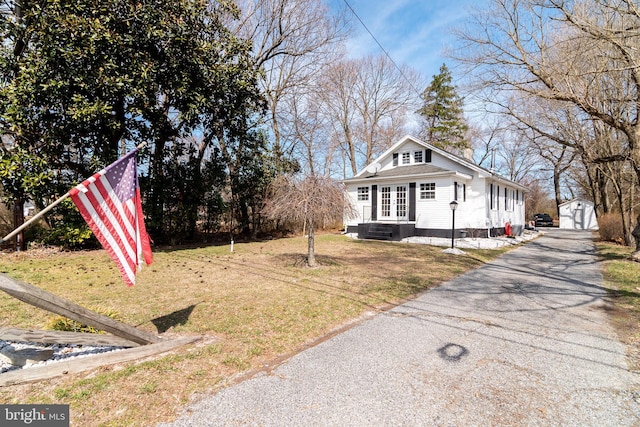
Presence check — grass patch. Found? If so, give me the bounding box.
[595,241,640,370]
[0,234,509,426]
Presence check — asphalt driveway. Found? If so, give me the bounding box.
[160,229,640,426]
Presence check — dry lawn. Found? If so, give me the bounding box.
[596,241,640,371]
[0,234,508,426]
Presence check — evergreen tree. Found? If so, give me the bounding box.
[417,64,469,152]
[0,0,267,244]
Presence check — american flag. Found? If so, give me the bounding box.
[70,149,152,286]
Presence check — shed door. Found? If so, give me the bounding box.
[573,207,584,229]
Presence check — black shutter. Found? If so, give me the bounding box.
[409,182,416,221]
[463,184,466,202]
[490,184,494,209]
[454,181,458,201]
[371,185,378,220]
[425,149,432,163]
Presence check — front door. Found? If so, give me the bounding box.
[380,185,407,221]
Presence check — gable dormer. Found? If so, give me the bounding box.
[355,135,492,179]
[392,148,432,167]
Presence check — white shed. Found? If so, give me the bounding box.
[558,199,598,230]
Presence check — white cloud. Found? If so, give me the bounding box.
[329,0,478,83]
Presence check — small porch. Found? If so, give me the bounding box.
[347,223,516,241]
[354,223,416,241]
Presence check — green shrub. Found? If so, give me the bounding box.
[38,199,99,250]
[46,307,122,334]
[43,224,98,250]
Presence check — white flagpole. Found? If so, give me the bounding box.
[0,192,70,244]
[0,141,148,245]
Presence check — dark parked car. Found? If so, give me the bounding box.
[533,213,554,227]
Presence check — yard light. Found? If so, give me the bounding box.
[449,200,458,249]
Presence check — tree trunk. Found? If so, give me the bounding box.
[626,122,640,258]
[553,164,562,219]
[596,168,611,214]
[307,219,316,267]
[149,140,166,237]
[12,198,25,252]
[629,140,640,261]
[631,213,640,262]
[271,103,285,171]
[345,132,358,176]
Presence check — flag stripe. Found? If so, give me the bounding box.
[88,175,137,258]
[81,176,137,265]
[135,188,153,265]
[69,149,152,287]
[74,190,137,286]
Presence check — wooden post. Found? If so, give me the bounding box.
[0,274,160,345]
[0,336,201,387]
[0,328,140,348]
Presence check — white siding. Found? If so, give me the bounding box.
[414,177,451,229]
[559,200,598,230]
[456,177,489,230]
[486,182,525,230]
[346,184,369,225]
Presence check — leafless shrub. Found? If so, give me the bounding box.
[598,213,624,244]
[262,175,356,266]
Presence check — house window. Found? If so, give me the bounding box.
[420,183,436,200]
[402,152,410,165]
[396,185,407,218]
[414,150,423,163]
[381,186,391,216]
[357,187,369,201]
[393,153,398,166]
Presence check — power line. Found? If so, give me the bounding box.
[341,0,424,98]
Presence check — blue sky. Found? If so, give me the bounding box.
[327,0,484,86]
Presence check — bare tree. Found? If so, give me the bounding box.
[502,97,580,216]
[319,59,364,176]
[230,0,349,166]
[496,126,541,183]
[523,178,557,220]
[286,95,330,177]
[262,175,356,267]
[320,55,421,177]
[455,0,640,259]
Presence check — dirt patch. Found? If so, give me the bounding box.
[604,296,640,372]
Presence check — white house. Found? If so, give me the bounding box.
[343,135,527,241]
[559,199,598,230]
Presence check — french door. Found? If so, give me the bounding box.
[380,185,407,221]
